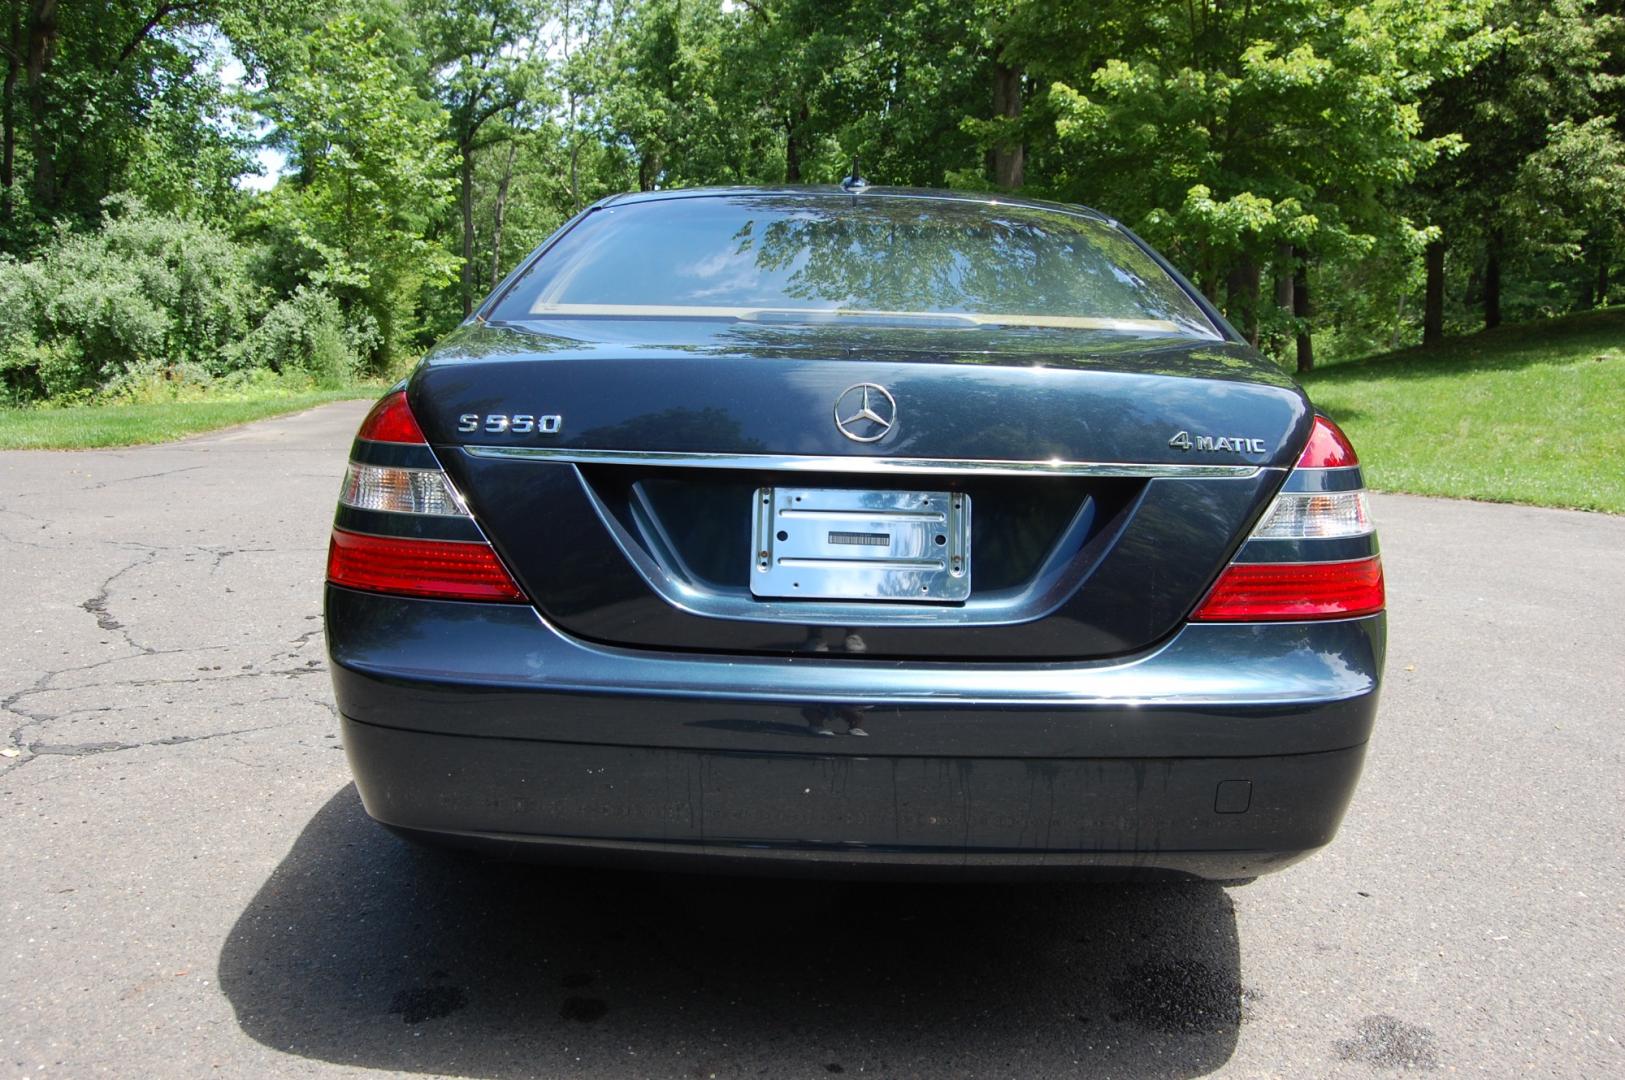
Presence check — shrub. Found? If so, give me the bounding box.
[0,200,269,402]
[0,258,46,402]
[231,285,373,388]
[0,198,397,404]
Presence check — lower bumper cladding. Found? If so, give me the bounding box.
[344,716,1365,880]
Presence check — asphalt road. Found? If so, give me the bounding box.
[2,401,1621,1079]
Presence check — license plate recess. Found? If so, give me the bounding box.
[750,487,970,602]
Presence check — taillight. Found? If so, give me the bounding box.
[338,463,467,516]
[327,390,526,603]
[1248,489,1372,540]
[1294,413,1357,468]
[1192,557,1384,621]
[1193,416,1384,622]
[327,530,525,602]
[355,390,427,443]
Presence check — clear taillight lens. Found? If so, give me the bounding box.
[1250,490,1373,539]
[339,464,467,516]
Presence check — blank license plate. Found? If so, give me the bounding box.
[750,487,971,602]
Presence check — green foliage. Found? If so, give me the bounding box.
[0,200,382,403]
[1511,114,1625,264]
[231,285,376,387]
[1042,1,1494,322]
[0,0,255,250]
[256,14,459,370]
[0,201,263,401]
[3,0,1622,404]
[1415,0,1624,327]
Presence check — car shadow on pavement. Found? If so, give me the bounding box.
[219,785,1247,1078]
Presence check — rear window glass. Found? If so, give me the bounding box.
[490,194,1219,338]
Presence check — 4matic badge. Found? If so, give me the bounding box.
[1168,430,1267,454]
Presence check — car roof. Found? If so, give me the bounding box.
[596,185,1118,226]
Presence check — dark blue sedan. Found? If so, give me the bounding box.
[325,187,1384,880]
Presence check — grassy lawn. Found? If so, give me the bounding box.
[0,387,374,450]
[1301,308,1625,513]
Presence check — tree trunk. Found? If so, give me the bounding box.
[1293,248,1313,374]
[568,138,581,209]
[1274,242,1294,312]
[489,140,517,289]
[1423,238,1445,346]
[24,0,58,215]
[991,59,1023,189]
[1483,230,1502,330]
[2,58,16,230]
[785,105,808,184]
[459,149,475,317]
[566,88,581,210]
[1598,245,1611,308]
[1225,257,1260,345]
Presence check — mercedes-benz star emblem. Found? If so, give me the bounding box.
[833,383,897,443]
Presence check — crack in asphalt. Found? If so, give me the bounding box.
[1,521,332,775]
[2,666,324,772]
[80,463,209,491]
[78,550,160,649]
[9,463,210,500]
[29,724,284,758]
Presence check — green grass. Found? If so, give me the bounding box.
[0,387,374,449]
[1301,308,1625,513]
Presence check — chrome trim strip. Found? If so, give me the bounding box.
[461,445,1264,479]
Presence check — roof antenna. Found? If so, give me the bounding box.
[840,156,867,192]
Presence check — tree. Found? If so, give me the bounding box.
[1032,0,1492,368]
[411,0,546,314]
[0,0,256,252]
[259,14,458,369]
[1418,0,1621,335]
[1510,114,1625,306]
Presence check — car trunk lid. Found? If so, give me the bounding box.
[413,322,1309,660]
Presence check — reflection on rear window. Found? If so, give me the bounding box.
[491,195,1219,339]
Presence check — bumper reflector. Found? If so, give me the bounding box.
[327,529,525,602]
[1192,556,1384,622]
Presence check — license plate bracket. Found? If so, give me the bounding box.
[750,487,971,602]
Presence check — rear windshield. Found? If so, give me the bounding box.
[489,194,1219,338]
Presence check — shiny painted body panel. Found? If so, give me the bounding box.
[404,335,1311,657]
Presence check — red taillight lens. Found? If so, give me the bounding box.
[327,529,524,602]
[1297,415,1357,469]
[1192,556,1384,622]
[356,391,427,444]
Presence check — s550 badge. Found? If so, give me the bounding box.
[1168,430,1267,454]
[458,413,563,434]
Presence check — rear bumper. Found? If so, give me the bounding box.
[328,587,1383,879]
